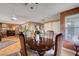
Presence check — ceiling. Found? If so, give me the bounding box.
[0,3,79,24]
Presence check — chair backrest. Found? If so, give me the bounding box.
[45,31,54,48]
[19,32,28,56]
[45,31,54,39]
[54,33,63,56]
[45,38,53,49]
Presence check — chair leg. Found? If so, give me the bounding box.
[20,49,28,56]
[75,46,78,56]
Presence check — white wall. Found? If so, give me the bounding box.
[44,21,60,33]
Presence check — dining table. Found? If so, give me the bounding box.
[26,37,54,56]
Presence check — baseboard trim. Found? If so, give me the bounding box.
[62,48,76,54]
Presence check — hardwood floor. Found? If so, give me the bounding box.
[0,36,21,56]
[0,36,77,56]
[63,40,76,51]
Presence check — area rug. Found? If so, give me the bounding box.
[0,40,16,49]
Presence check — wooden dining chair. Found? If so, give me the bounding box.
[54,33,63,56]
[44,33,63,56]
[43,31,54,56]
[19,32,28,56]
[45,31,54,49]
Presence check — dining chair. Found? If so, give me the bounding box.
[75,45,79,56]
[54,33,63,56]
[44,31,54,56]
[44,33,63,56]
[36,30,54,49]
[19,32,28,56]
[45,31,54,49]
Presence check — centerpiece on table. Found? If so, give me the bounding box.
[22,26,28,37]
[35,30,42,45]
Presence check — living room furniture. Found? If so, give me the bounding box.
[7,30,15,36]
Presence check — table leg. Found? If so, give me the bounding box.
[38,51,45,56]
[75,46,78,56]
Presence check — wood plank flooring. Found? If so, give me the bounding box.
[0,36,77,56]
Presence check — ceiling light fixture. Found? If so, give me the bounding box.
[11,16,18,21]
[35,3,38,4]
[30,3,39,10]
[23,3,39,10]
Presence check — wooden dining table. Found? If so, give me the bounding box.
[26,37,54,56]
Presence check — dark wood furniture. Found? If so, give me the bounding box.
[19,32,63,56]
[27,37,54,56]
[7,30,15,36]
[74,45,79,56]
[54,33,63,56]
[19,32,28,56]
[44,33,63,56]
[26,33,63,56]
[26,31,54,56]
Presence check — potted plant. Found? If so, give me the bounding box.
[35,30,41,44]
[22,26,28,36]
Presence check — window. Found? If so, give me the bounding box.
[65,14,79,41]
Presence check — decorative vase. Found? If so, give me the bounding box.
[35,34,40,45]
